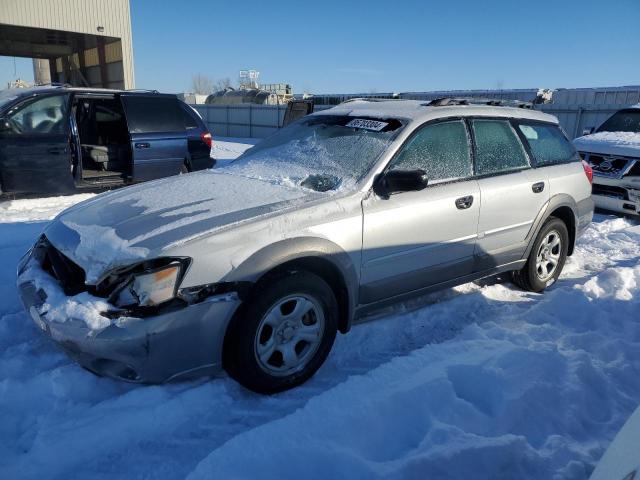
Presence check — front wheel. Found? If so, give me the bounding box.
[223,271,338,394]
[512,217,569,293]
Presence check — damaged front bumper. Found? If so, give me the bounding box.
[592,175,640,216]
[17,250,241,383]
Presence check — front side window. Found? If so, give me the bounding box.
[472,119,529,175]
[122,96,185,133]
[517,123,576,166]
[6,94,68,135]
[389,120,472,182]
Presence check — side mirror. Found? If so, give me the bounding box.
[0,117,10,132]
[374,169,429,197]
[582,127,595,136]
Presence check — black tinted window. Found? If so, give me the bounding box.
[181,105,199,129]
[472,120,529,175]
[518,123,576,166]
[390,120,472,181]
[122,96,185,133]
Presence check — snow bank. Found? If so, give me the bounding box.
[0,194,95,223]
[188,243,640,480]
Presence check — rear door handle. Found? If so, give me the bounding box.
[135,142,151,149]
[455,195,474,210]
[532,181,545,193]
[47,147,66,155]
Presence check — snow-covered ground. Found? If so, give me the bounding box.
[1,139,639,479]
[212,136,259,166]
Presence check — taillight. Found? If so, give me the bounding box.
[581,160,593,185]
[200,132,212,149]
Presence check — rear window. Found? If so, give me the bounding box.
[122,96,185,133]
[517,123,576,166]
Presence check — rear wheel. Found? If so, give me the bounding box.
[512,217,569,293]
[223,271,338,394]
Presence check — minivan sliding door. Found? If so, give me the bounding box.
[120,95,187,182]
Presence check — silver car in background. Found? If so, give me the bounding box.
[17,98,594,393]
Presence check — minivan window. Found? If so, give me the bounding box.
[517,123,576,166]
[181,105,199,129]
[472,119,529,175]
[122,96,185,133]
[6,94,68,135]
[390,120,472,182]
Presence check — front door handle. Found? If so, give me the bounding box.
[135,142,151,149]
[47,147,66,155]
[455,195,474,210]
[532,181,545,193]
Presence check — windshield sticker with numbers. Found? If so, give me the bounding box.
[346,119,389,131]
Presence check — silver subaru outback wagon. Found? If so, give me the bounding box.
[17,98,594,393]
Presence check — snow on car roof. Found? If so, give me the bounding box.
[315,99,558,125]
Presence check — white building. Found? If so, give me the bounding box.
[0,0,134,89]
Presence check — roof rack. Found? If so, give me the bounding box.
[126,88,159,93]
[339,96,401,104]
[33,82,72,88]
[425,97,533,109]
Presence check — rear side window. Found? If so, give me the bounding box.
[517,123,576,166]
[390,120,472,182]
[122,96,185,133]
[180,104,200,129]
[472,119,529,175]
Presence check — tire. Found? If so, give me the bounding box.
[223,271,338,394]
[511,217,569,293]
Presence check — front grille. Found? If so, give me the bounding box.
[40,237,87,295]
[582,152,637,179]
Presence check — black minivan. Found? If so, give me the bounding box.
[0,86,214,195]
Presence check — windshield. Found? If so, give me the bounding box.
[219,115,403,192]
[597,109,640,133]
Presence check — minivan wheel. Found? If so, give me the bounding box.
[223,271,338,394]
[511,217,569,293]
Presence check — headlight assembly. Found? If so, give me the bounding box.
[113,261,186,308]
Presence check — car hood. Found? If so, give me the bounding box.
[43,171,322,283]
[574,131,640,157]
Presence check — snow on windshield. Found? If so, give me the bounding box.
[218,116,401,191]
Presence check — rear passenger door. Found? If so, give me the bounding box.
[514,121,591,209]
[121,95,187,181]
[471,119,549,267]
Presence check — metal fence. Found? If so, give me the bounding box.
[192,95,639,140]
[192,104,288,139]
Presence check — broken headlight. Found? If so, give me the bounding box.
[113,261,186,308]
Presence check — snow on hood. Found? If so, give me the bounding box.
[44,170,321,283]
[573,131,640,157]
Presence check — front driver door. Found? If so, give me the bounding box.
[0,93,75,194]
[120,95,187,182]
[360,119,480,304]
